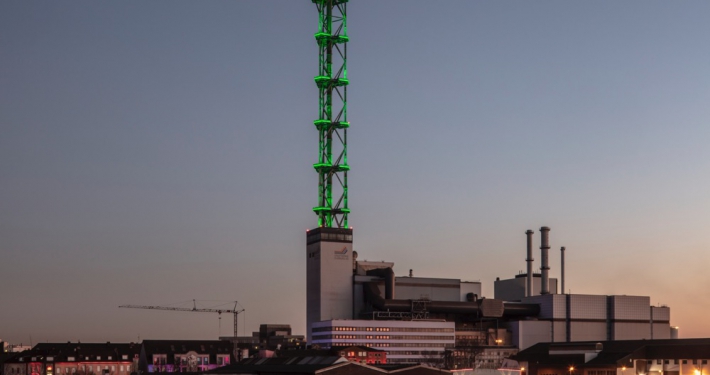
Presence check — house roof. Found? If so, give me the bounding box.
[206,358,449,375]
[205,356,349,374]
[515,338,710,368]
[330,346,386,354]
[141,340,232,356]
[5,343,140,363]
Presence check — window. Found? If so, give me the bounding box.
[122,355,128,361]
[120,366,124,372]
[96,357,101,361]
[683,360,688,365]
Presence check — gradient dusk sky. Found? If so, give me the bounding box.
[2,1,710,344]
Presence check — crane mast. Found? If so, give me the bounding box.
[119,300,245,338]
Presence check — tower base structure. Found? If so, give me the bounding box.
[306,227,354,342]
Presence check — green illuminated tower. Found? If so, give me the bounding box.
[312,0,349,228]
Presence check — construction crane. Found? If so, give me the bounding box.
[119,300,245,337]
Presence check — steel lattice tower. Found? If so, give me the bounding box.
[312,0,350,228]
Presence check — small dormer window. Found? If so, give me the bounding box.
[108,356,112,360]
[97,357,101,361]
[47,357,54,362]
[85,357,89,361]
[122,355,128,360]
[68,357,75,362]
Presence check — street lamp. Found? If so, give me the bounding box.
[569,366,575,375]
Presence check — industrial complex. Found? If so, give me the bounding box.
[304,0,677,367]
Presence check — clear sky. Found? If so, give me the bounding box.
[2,0,710,344]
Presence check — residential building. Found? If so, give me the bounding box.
[139,340,233,373]
[3,342,140,375]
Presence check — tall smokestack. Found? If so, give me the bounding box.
[540,226,550,295]
[525,230,534,297]
[560,246,565,294]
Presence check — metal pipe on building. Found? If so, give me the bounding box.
[363,282,540,317]
[385,267,395,300]
[560,246,566,294]
[540,226,551,295]
[526,230,534,297]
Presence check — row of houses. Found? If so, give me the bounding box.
[1,340,232,375]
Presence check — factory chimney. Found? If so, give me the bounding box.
[540,226,550,295]
[525,230,534,297]
[560,246,565,294]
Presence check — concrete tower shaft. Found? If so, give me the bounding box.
[306,227,354,342]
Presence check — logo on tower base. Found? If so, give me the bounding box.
[334,247,349,260]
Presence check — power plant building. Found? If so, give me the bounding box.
[306,226,676,363]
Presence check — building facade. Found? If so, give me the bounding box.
[509,294,672,350]
[3,343,140,375]
[310,320,455,364]
[139,340,233,373]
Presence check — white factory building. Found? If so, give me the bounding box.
[310,320,455,364]
[509,294,671,350]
